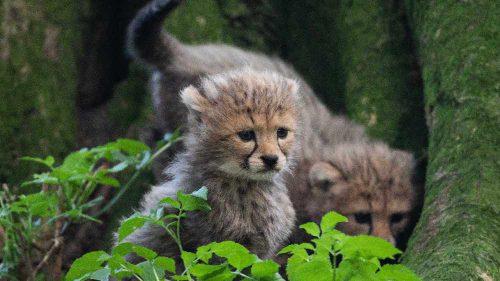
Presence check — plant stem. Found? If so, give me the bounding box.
[95,138,181,217]
[176,210,184,253]
[333,253,337,281]
[233,271,256,280]
[95,170,141,217]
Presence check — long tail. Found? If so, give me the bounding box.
[127,0,183,70]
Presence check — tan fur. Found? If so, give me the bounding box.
[302,142,416,246]
[127,0,421,248]
[121,69,299,263]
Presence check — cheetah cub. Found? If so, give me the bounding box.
[123,68,300,261]
[304,142,418,247]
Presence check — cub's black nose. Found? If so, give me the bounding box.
[261,155,278,169]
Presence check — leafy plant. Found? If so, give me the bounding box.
[0,132,421,281]
[67,187,282,281]
[0,131,181,281]
[66,187,422,281]
[279,212,421,281]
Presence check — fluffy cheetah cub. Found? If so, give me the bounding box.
[305,142,418,247]
[123,68,300,260]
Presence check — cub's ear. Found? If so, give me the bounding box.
[180,85,210,114]
[285,78,299,95]
[284,78,300,102]
[308,162,344,191]
[392,150,416,172]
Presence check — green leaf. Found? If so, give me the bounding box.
[63,209,82,220]
[376,264,422,281]
[95,175,120,188]
[88,268,111,281]
[159,197,181,209]
[80,196,104,210]
[154,256,176,273]
[21,172,59,187]
[336,258,379,281]
[112,243,157,260]
[320,211,348,233]
[191,186,209,200]
[312,231,346,255]
[108,254,144,279]
[65,251,110,281]
[178,191,211,212]
[211,241,256,271]
[190,264,227,277]
[201,267,236,281]
[181,251,197,268]
[21,156,55,168]
[196,243,215,263]
[59,149,94,176]
[137,260,165,281]
[251,260,280,278]
[10,193,58,217]
[287,254,332,281]
[172,275,191,280]
[117,215,148,241]
[278,243,314,256]
[109,162,129,173]
[299,222,321,237]
[114,139,150,155]
[340,235,402,260]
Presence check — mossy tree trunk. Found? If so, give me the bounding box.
[0,0,80,185]
[337,0,427,156]
[401,1,500,280]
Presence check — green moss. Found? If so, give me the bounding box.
[402,1,500,280]
[166,0,236,44]
[338,0,427,155]
[0,0,80,184]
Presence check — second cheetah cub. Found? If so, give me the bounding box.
[123,68,301,260]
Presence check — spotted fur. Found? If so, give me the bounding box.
[293,142,419,247]
[127,0,421,248]
[122,69,299,262]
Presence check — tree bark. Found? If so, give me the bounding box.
[0,0,80,184]
[337,0,427,156]
[402,1,500,280]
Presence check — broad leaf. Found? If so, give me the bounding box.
[21,156,55,169]
[65,251,110,281]
[299,222,321,237]
[159,197,181,209]
[251,260,280,278]
[320,211,347,233]
[114,139,150,155]
[190,264,227,277]
[376,264,422,281]
[154,256,176,273]
[287,254,332,281]
[117,215,149,242]
[211,241,256,271]
[340,235,401,260]
[112,243,157,260]
[177,191,211,212]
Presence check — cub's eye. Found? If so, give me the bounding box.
[354,212,372,225]
[277,127,289,139]
[238,130,255,142]
[390,213,406,224]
